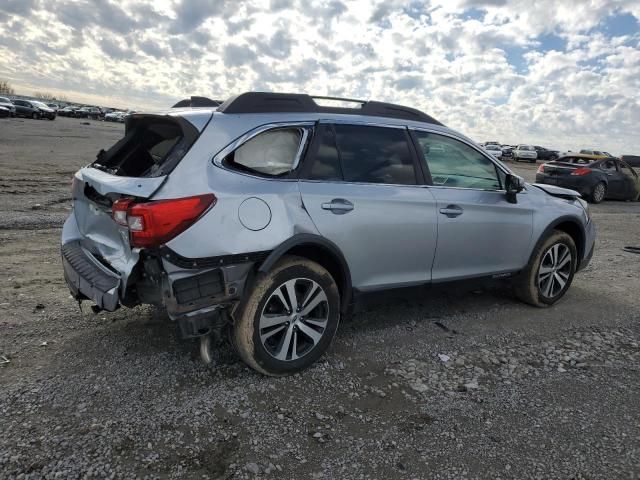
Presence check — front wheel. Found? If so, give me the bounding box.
[233,255,340,376]
[32,112,40,120]
[514,231,577,307]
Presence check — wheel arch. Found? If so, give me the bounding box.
[258,234,352,314]
[530,216,586,269]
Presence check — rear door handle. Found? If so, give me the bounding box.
[439,205,463,218]
[321,198,354,215]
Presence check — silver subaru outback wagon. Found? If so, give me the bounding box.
[61,92,596,375]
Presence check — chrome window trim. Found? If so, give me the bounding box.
[409,126,511,192]
[212,122,314,181]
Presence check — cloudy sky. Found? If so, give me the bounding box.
[1,0,639,154]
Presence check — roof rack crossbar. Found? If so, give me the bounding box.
[217,92,443,125]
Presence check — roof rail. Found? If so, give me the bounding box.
[217,92,443,125]
[172,96,223,108]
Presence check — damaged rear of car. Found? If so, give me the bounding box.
[62,110,231,333]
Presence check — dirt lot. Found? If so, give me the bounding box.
[1,117,639,479]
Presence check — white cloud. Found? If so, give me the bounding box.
[0,0,638,154]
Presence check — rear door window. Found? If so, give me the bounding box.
[306,124,417,185]
[413,131,502,190]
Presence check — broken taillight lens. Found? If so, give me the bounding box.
[571,167,592,176]
[111,194,216,248]
[112,198,133,226]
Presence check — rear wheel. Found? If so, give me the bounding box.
[514,231,577,307]
[233,255,340,376]
[31,112,39,120]
[590,182,606,203]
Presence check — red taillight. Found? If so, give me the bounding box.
[537,164,545,173]
[112,194,216,248]
[571,167,592,176]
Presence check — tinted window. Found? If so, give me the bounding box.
[332,124,417,185]
[414,131,502,190]
[224,128,304,177]
[600,159,617,172]
[308,126,342,181]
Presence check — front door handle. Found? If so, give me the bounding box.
[439,205,463,218]
[321,198,354,215]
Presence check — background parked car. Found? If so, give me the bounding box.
[47,103,59,112]
[620,155,640,168]
[534,146,559,161]
[0,105,11,118]
[513,145,538,163]
[501,145,515,158]
[536,155,639,203]
[0,96,16,116]
[579,149,611,159]
[58,106,78,117]
[13,99,56,120]
[104,111,126,122]
[484,144,503,158]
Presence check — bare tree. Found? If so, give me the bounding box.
[33,91,58,101]
[0,79,15,96]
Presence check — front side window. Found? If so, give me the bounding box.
[413,131,502,190]
[224,128,303,177]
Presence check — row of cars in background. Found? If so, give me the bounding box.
[480,142,640,204]
[0,96,134,122]
[481,142,561,163]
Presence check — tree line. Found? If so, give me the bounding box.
[0,79,69,102]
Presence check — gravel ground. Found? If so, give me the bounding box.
[1,117,639,479]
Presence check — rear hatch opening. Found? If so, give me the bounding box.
[92,114,201,178]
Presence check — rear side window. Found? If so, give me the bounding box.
[413,131,502,190]
[224,128,303,177]
[307,124,417,185]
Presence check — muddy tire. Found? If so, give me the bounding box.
[514,230,577,307]
[233,255,340,376]
[589,182,606,204]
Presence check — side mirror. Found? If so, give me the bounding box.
[505,174,525,203]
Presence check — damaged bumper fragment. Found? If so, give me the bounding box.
[61,242,121,311]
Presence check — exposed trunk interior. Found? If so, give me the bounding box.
[91,115,199,178]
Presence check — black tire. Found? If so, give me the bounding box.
[32,112,39,120]
[514,230,577,307]
[589,182,606,204]
[233,255,340,376]
[530,159,536,163]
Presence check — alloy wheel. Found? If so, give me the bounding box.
[259,278,329,361]
[593,183,606,203]
[537,243,572,299]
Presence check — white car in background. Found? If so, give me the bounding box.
[484,144,503,158]
[514,145,538,163]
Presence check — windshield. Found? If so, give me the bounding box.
[32,101,48,108]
